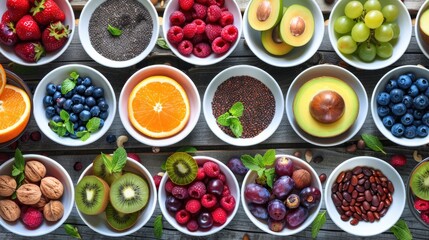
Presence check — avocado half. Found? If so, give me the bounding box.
[248,0,283,31]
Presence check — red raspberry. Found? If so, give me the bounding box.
[222,184,230,196]
[183,23,197,39]
[183,10,194,22]
[179,0,194,11]
[193,42,211,58]
[165,179,176,193]
[220,195,236,212]
[192,3,207,19]
[193,19,206,34]
[153,175,162,189]
[167,26,184,44]
[186,219,199,232]
[170,11,186,26]
[177,40,193,56]
[195,0,208,4]
[415,198,429,211]
[21,207,43,230]
[211,37,230,54]
[390,154,407,168]
[192,33,205,44]
[207,5,222,22]
[421,210,429,224]
[217,172,226,183]
[127,153,141,162]
[205,24,222,42]
[219,11,234,26]
[211,207,227,225]
[201,193,217,208]
[175,209,191,225]
[203,161,220,178]
[221,25,238,43]
[196,167,206,180]
[185,199,202,214]
[188,181,206,198]
[208,0,224,7]
[172,186,189,199]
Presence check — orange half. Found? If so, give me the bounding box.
[0,64,6,96]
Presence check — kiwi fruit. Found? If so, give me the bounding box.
[410,162,429,200]
[110,172,149,214]
[105,203,140,231]
[165,152,198,185]
[93,154,122,185]
[75,175,110,215]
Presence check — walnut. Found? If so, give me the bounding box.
[24,161,46,183]
[16,183,42,205]
[32,195,49,210]
[43,200,64,222]
[40,177,63,199]
[0,199,21,222]
[0,175,17,197]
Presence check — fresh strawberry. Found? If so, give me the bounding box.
[41,21,70,52]
[1,11,14,24]
[16,15,41,41]
[389,154,407,168]
[14,42,45,62]
[0,22,18,46]
[6,0,30,22]
[30,0,65,26]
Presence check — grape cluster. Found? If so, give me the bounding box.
[334,0,400,62]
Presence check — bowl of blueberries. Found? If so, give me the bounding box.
[371,65,429,146]
[33,64,116,146]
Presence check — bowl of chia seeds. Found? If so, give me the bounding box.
[79,0,159,68]
[203,65,284,146]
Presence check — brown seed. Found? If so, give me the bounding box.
[351,175,358,186]
[374,212,380,220]
[357,139,366,149]
[357,173,365,179]
[341,205,350,211]
[350,199,356,206]
[358,178,365,185]
[338,183,343,192]
[370,206,377,212]
[332,183,338,192]
[332,194,342,207]
[352,190,358,199]
[363,201,370,210]
[388,181,394,193]
[336,171,345,183]
[349,205,356,212]
[345,211,353,216]
[380,208,388,217]
[313,155,324,163]
[377,185,385,196]
[377,201,385,212]
[343,192,352,202]
[363,167,372,176]
[353,213,362,220]
[388,193,393,202]
[364,180,370,190]
[319,173,327,183]
[341,214,350,221]
[371,183,377,192]
[350,218,359,225]
[369,176,375,183]
[360,205,367,214]
[293,151,302,158]
[361,213,368,222]
[380,177,388,182]
[364,190,372,202]
[371,195,380,207]
[357,196,365,202]
[336,191,344,201]
[343,199,350,207]
[352,166,363,175]
[337,207,345,215]
[356,185,365,193]
[367,211,375,222]
[243,233,250,240]
[346,144,357,153]
[355,206,362,215]
[344,171,352,182]
[348,184,354,193]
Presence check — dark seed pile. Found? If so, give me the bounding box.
[212,76,275,138]
[88,0,153,61]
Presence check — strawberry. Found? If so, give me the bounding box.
[30,0,65,26]
[6,0,30,22]
[0,22,18,46]
[14,42,45,62]
[1,11,14,24]
[41,21,70,52]
[389,154,407,168]
[16,15,41,41]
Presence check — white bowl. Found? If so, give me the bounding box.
[162,0,242,66]
[328,0,412,70]
[0,154,74,237]
[119,65,200,147]
[203,65,284,146]
[241,154,322,236]
[33,64,116,146]
[415,0,429,59]
[79,0,159,68]
[285,64,368,147]
[324,156,406,236]
[0,0,75,66]
[243,0,324,67]
[371,65,429,146]
[158,156,240,236]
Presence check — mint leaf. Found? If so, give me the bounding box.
[12,149,25,192]
[69,71,79,81]
[156,38,170,50]
[61,79,76,95]
[217,112,231,126]
[361,134,386,154]
[108,24,122,36]
[64,224,81,239]
[57,127,67,137]
[256,168,265,177]
[230,118,243,138]
[154,215,163,239]
[161,161,166,171]
[265,168,275,188]
[86,117,101,132]
[12,166,21,176]
[80,132,91,141]
[111,147,127,173]
[65,121,74,134]
[390,219,412,240]
[262,149,276,166]
[60,109,69,121]
[229,101,244,117]
[311,210,326,239]
[102,153,114,174]
[76,131,86,138]
[240,155,261,171]
[176,146,197,154]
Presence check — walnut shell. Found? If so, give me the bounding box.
[16,183,42,205]
[292,169,312,189]
[0,175,17,197]
[24,161,46,183]
[32,195,49,210]
[0,199,21,222]
[40,177,64,199]
[43,200,64,222]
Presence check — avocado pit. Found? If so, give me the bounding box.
[257,0,272,21]
[309,90,345,123]
[290,16,305,37]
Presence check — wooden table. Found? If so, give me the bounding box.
[1,0,429,239]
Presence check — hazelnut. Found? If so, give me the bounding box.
[16,183,41,205]
[32,195,49,210]
[310,90,345,123]
[290,16,306,36]
[0,175,17,197]
[0,199,21,222]
[292,169,312,189]
[43,200,64,222]
[257,0,272,21]
[24,160,46,183]
[40,177,64,199]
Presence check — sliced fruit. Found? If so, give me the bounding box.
[420,9,429,44]
[0,64,5,96]
[128,75,190,139]
[166,152,198,185]
[410,162,429,201]
[261,24,294,56]
[248,0,282,31]
[93,154,122,185]
[280,5,315,47]
[75,175,110,215]
[105,203,140,231]
[110,173,149,214]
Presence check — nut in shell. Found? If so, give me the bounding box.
[40,176,64,199]
[43,200,64,222]
[16,183,42,205]
[32,195,49,210]
[292,169,312,189]
[0,199,21,222]
[24,160,47,183]
[0,175,17,197]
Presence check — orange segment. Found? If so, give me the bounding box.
[128,76,190,138]
[0,85,31,143]
[0,64,6,96]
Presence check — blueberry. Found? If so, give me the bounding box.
[377,106,390,117]
[391,103,407,116]
[382,115,395,128]
[377,92,390,106]
[414,120,422,127]
[43,95,53,107]
[106,134,116,143]
[45,106,56,119]
[425,88,429,98]
[82,77,92,87]
[93,87,104,98]
[85,97,96,107]
[75,85,86,95]
[414,110,424,120]
[46,83,56,95]
[56,97,66,107]
[401,113,414,126]
[417,125,429,137]
[404,125,417,139]
[72,103,84,114]
[53,91,62,101]
[63,99,73,110]
[77,126,86,132]
[73,122,79,130]
[83,105,90,111]
[90,106,100,117]
[99,119,104,128]
[398,75,412,89]
[71,94,84,104]
[99,111,109,120]
[413,95,429,110]
[415,78,429,91]
[407,73,416,81]
[79,110,91,122]
[97,97,105,104]
[52,115,62,123]
[56,84,62,92]
[98,100,109,111]
[422,113,429,126]
[390,88,404,103]
[69,113,78,123]
[76,77,83,85]
[402,95,413,108]
[391,123,405,137]
[408,84,419,97]
[69,133,78,139]
[385,79,398,92]
[84,86,94,96]
[54,105,61,114]
[64,89,74,99]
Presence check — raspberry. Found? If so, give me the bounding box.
[175,209,191,225]
[201,193,217,208]
[421,210,429,224]
[127,153,141,162]
[219,11,234,26]
[185,199,202,214]
[177,40,193,56]
[187,219,199,232]
[220,195,236,212]
[172,186,189,199]
[179,0,194,11]
[205,24,222,42]
[183,23,197,39]
[192,3,207,19]
[195,0,208,4]
[170,11,186,26]
[390,154,407,168]
[193,42,211,58]
[217,172,226,183]
[192,33,205,44]
[211,207,227,225]
[196,167,206,180]
[208,0,224,7]
[193,19,206,34]
[211,37,230,54]
[183,10,194,22]
[207,5,222,22]
[167,26,184,44]
[153,175,162,189]
[221,25,238,43]
[165,179,176,193]
[188,181,206,198]
[415,198,429,211]
[203,161,220,178]
[222,184,230,196]
[21,207,43,230]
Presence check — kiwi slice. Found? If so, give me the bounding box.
[75,175,110,215]
[93,154,122,185]
[411,162,429,200]
[105,203,140,231]
[165,152,198,185]
[110,173,149,214]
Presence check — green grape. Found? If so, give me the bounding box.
[382,4,399,22]
[358,42,377,62]
[376,42,393,59]
[386,22,400,39]
[364,0,381,11]
[364,10,384,29]
[375,24,394,42]
[337,35,357,54]
[345,1,364,19]
[351,22,370,42]
[334,16,355,34]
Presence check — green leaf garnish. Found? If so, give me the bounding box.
[311,210,326,239]
[241,149,277,188]
[361,133,386,154]
[60,109,69,121]
[11,149,25,199]
[102,147,127,174]
[229,102,244,117]
[61,79,75,95]
[70,71,79,81]
[240,155,260,171]
[86,117,101,132]
[156,38,170,50]
[217,112,231,126]
[108,24,122,36]
[390,219,412,240]
[262,149,276,166]
[49,111,74,137]
[176,146,197,154]
[64,224,81,239]
[230,118,243,138]
[216,101,245,138]
[154,215,163,239]
[161,161,166,171]
[264,168,275,188]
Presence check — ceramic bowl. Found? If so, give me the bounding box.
[406,157,429,229]
[415,0,429,59]
[79,0,159,68]
[243,0,324,67]
[203,65,284,146]
[76,157,157,237]
[371,65,429,147]
[324,156,406,236]
[0,0,75,66]
[328,0,412,70]
[285,64,368,147]
[119,65,200,147]
[158,156,240,236]
[33,64,116,146]
[0,154,74,237]
[162,0,242,66]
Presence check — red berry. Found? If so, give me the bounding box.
[127,153,141,162]
[205,24,222,42]
[2,11,13,24]
[193,42,211,58]
[217,172,226,183]
[421,210,429,224]
[211,36,230,54]
[208,0,224,7]
[170,10,186,26]
[30,0,66,26]
[389,154,407,168]
[221,24,238,42]
[172,185,189,199]
[203,161,220,178]
[175,209,191,225]
[192,33,206,44]
[188,181,206,198]
[201,193,217,208]
[179,0,194,11]
[186,219,199,232]
[211,207,227,225]
[192,19,206,34]
[16,15,41,41]
[415,198,429,211]
[153,175,162,189]
[14,42,45,63]
[6,0,30,22]
[207,5,221,22]
[220,195,236,212]
[222,184,230,196]
[42,21,70,52]
[185,199,202,214]
[196,167,206,180]
[195,0,208,4]
[177,40,193,56]
[73,161,83,171]
[0,22,18,47]
[219,11,234,26]
[167,26,184,44]
[21,207,43,230]
[183,22,197,39]
[192,3,207,19]
[165,179,176,193]
[30,130,42,141]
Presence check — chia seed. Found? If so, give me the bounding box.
[211,76,275,138]
[88,0,153,61]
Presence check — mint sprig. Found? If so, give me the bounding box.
[217,102,244,138]
[154,215,163,239]
[361,133,386,154]
[63,224,81,239]
[49,110,74,137]
[311,210,326,239]
[390,219,412,240]
[240,149,276,188]
[76,117,101,141]
[11,149,25,199]
[108,24,122,36]
[101,147,127,174]
[156,38,170,49]
[61,71,79,95]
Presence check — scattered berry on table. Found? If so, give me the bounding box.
[30,131,41,141]
[106,134,116,144]
[153,175,162,189]
[73,161,83,171]
[227,157,248,175]
[127,153,141,162]
[389,154,407,168]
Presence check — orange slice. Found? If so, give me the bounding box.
[0,84,31,143]
[128,76,190,138]
[0,64,6,96]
